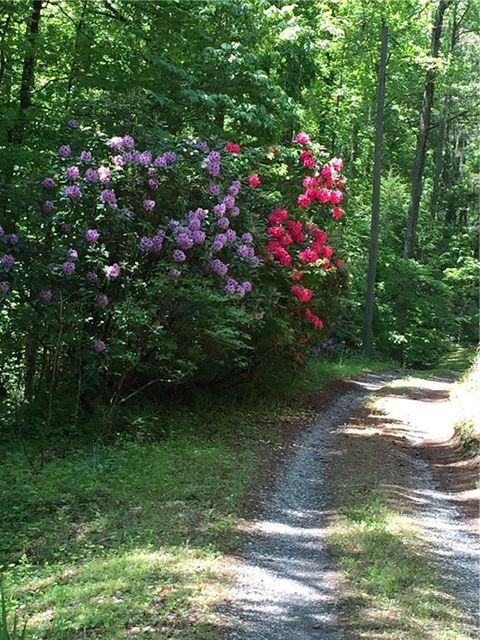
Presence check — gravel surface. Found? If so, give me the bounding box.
[221,372,396,640]
[221,371,480,639]
[412,454,480,630]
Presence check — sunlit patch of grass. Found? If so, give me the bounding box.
[0,434,258,639]
[0,354,393,638]
[329,490,475,640]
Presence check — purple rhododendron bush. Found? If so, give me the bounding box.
[0,123,347,430]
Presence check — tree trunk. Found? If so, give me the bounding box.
[362,23,388,356]
[10,0,42,144]
[404,0,449,258]
[65,0,88,106]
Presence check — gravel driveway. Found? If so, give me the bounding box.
[221,371,479,639]
[221,372,397,640]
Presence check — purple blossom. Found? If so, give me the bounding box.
[96,293,109,308]
[151,233,164,252]
[193,208,208,221]
[208,151,221,163]
[66,185,82,199]
[169,268,182,278]
[123,135,135,148]
[212,233,227,252]
[80,150,92,163]
[122,151,134,163]
[94,339,106,354]
[0,281,10,294]
[43,201,54,216]
[86,271,99,283]
[229,181,241,196]
[249,256,260,267]
[85,229,100,243]
[225,229,237,243]
[240,281,253,294]
[224,278,238,295]
[230,206,240,217]
[196,140,208,151]
[135,150,152,166]
[39,289,53,302]
[62,261,76,275]
[65,165,80,181]
[208,162,221,177]
[61,223,72,234]
[108,136,124,150]
[0,227,4,236]
[213,203,226,216]
[139,236,154,252]
[105,263,121,278]
[237,244,251,258]
[1,254,15,267]
[217,217,230,230]
[42,177,56,189]
[143,199,156,211]
[173,250,186,263]
[68,119,79,129]
[100,189,117,208]
[177,236,193,251]
[223,195,235,209]
[241,232,253,243]
[192,230,206,244]
[58,145,71,158]
[8,234,19,245]
[189,217,202,231]
[98,165,111,184]
[112,155,125,166]
[210,258,228,277]
[84,168,99,183]
[149,177,159,190]
[209,183,221,196]
[154,151,177,168]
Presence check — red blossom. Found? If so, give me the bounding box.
[298,248,318,263]
[332,207,344,219]
[225,141,241,153]
[330,189,343,205]
[297,193,312,207]
[299,150,315,168]
[305,308,324,329]
[268,208,289,224]
[291,285,313,303]
[248,173,261,187]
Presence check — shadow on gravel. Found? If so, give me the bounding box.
[326,387,478,640]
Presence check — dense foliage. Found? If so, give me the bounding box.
[0,0,478,433]
[0,126,347,430]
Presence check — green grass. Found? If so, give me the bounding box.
[0,354,392,639]
[329,490,475,640]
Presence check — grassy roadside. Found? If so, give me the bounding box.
[0,355,391,639]
[329,491,474,640]
[450,349,480,456]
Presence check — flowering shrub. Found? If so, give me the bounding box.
[0,124,346,427]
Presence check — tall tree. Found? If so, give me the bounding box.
[10,0,42,144]
[404,0,450,258]
[362,23,388,355]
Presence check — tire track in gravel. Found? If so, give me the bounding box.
[221,372,398,640]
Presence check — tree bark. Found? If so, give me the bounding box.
[65,0,88,106]
[404,0,449,258]
[10,0,42,144]
[362,23,388,356]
